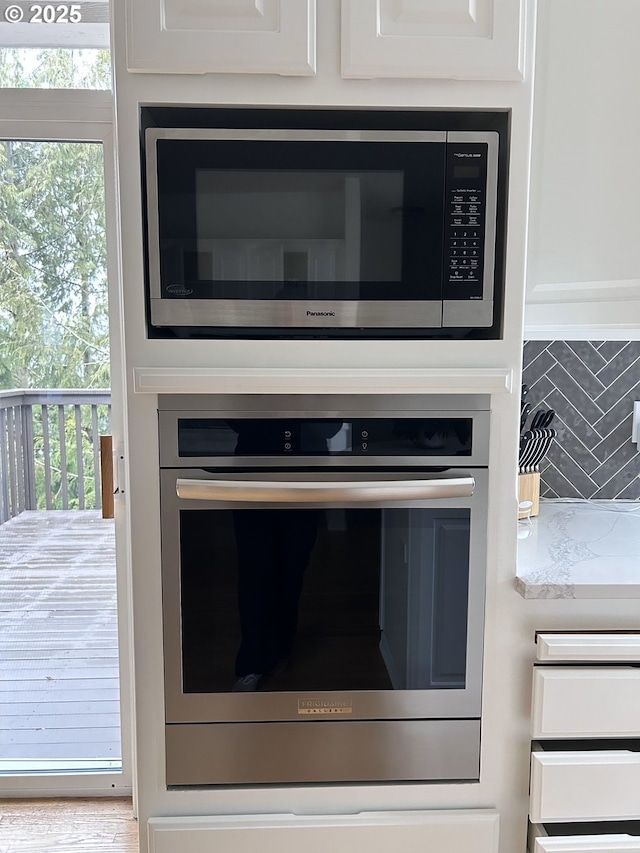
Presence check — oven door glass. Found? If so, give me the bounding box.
[161,469,487,722]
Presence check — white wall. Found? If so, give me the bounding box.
[525,0,640,339]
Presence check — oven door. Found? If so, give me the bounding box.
[160,467,488,726]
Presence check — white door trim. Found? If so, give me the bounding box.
[0,87,133,799]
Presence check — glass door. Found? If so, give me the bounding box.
[0,138,121,777]
[178,505,470,696]
[160,467,488,724]
[0,75,131,795]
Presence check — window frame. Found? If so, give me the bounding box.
[0,85,133,798]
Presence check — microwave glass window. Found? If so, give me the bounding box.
[179,507,471,694]
[194,170,404,284]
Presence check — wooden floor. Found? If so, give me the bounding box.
[0,797,138,852]
[0,512,120,772]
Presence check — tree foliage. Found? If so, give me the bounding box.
[0,48,111,390]
[0,137,110,388]
[0,47,111,90]
[0,49,112,509]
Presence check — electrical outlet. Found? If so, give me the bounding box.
[633,401,640,447]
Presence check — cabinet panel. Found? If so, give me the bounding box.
[126,0,315,75]
[525,0,640,338]
[536,634,640,663]
[341,0,526,80]
[148,810,500,853]
[532,833,640,852]
[532,668,640,739]
[530,750,640,823]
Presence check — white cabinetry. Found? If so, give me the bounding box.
[125,0,528,81]
[342,0,527,81]
[528,633,640,851]
[531,668,640,739]
[525,0,640,338]
[148,810,500,853]
[125,0,316,75]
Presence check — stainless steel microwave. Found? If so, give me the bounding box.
[143,109,508,339]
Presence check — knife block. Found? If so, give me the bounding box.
[518,472,540,519]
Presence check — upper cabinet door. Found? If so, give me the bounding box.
[341,0,527,80]
[525,0,640,338]
[126,0,316,76]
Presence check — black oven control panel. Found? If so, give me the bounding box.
[176,417,473,458]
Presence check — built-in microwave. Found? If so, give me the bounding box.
[142,108,509,339]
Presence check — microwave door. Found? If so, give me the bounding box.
[146,129,449,332]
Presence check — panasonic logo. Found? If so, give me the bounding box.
[306,310,336,317]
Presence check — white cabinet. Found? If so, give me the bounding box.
[148,810,500,853]
[525,0,640,338]
[536,634,640,663]
[125,0,316,75]
[532,667,640,739]
[125,0,528,81]
[528,632,640,850]
[530,749,640,823]
[341,0,527,80]
[530,823,640,852]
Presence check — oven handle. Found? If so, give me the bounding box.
[175,476,475,504]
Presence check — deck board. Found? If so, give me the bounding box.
[0,511,121,771]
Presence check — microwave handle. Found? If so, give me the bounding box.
[175,476,475,504]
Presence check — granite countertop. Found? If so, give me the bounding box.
[516,499,640,599]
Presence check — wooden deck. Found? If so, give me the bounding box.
[0,511,121,773]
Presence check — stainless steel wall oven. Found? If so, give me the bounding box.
[158,394,490,786]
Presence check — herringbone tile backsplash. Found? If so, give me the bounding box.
[522,341,640,499]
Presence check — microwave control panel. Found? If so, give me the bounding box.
[445,143,489,297]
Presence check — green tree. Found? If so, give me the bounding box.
[0,47,111,89]
[0,138,110,389]
[0,49,112,509]
[0,48,111,390]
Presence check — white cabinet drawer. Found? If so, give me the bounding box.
[532,835,640,852]
[532,668,640,738]
[536,634,640,662]
[529,822,640,852]
[530,750,640,823]
[148,810,500,853]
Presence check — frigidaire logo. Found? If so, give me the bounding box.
[306,310,336,317]
[166,285,193,296]
[298,698,353,715]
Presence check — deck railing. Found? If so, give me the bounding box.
[0,389,111,524]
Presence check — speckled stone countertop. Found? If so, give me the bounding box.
[516,499,640,599]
